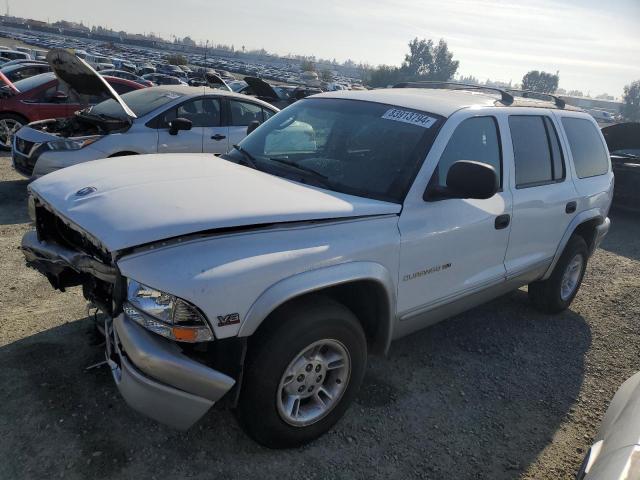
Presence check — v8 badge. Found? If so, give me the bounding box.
[217,313,240,327]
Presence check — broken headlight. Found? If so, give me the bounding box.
[47,136,103,151]
[123,278,214,342]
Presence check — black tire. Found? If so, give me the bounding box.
[236,295,367,448]
[529,235,588,313]
[0,113,27,151]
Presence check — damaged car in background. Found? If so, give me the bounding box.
[601,122,640,213]
[0,68,143,151]
[239,76,321,109]
[12,49,278,178]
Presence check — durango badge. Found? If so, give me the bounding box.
[217,313,240,327]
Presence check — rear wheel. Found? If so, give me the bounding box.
[529,235,588,313]
[0,113,26,150]
[236,296,367,448]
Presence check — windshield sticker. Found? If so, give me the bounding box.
[382,109,437,128]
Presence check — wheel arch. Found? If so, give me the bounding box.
[541,209,605,280]
[238,262,397,356]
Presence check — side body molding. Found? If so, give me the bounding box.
[541,208,604,280]
[238,261,398,353]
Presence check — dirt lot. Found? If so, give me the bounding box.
[0,153,638,480]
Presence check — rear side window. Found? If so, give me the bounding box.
[561,117,609,178]
[510,116,564,188]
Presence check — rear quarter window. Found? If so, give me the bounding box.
[561,117,609,178]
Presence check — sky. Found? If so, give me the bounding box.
[12,0,640,97]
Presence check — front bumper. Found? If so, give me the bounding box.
[108,313,235,429]
[31,145,107,179]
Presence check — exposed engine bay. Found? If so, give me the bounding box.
[28,112,130,139]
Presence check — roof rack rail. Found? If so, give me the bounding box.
[506,89,566,109]
[393,81,514,106]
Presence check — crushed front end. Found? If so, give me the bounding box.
[21,196,238,429]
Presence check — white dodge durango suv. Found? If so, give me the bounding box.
[22,84,613,448]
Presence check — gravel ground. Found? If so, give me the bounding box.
[0,153,638,480]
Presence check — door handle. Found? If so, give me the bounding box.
[494,214,510,230]
[211,134,226,141]
[565,201,577,214]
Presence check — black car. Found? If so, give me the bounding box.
[141,73,185,86]
[602,122,640,212]
[240,76,322,109]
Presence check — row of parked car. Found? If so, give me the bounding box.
[2,27,362,90]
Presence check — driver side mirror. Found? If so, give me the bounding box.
[48,91,68,103]
[424,160,498,201]
[168,117,192,135]
[246,120,261,135]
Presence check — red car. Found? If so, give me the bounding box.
[0,72,144,149]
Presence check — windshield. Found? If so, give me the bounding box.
[87,88,183,119]
[225,98,443,202]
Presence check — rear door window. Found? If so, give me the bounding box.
[561,117,609,178]
[230,100,264,126]
[509,115,564,188]
[163,98,221,127]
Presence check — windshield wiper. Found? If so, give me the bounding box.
[232,144,258,169]
[268,157,330,182]
[78,110,123,121]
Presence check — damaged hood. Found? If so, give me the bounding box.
[46,48,136,118]
[244,76,280,99]
[29,154,400,252]
[601,122,640,153]
[205,72,231,91]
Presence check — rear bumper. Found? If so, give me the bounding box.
[108,314,235,429]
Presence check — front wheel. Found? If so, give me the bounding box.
[236,296,367,448]
[0,113,26,150]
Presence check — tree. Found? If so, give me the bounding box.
[365,64,403,87]
[621,80,640,121]
[566,89,583,97]
[521,70,559,93]
[459,74,480,85]
[167,54,187,65]
[596,93,614,101]
[320,68,333,82]
[300,60,316,72]
[365,38,459,87]
[401,38,459,81]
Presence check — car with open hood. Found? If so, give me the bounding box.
[0,65,143,151]
[240,76,321,109]
[12,49,278,178]
[22,84,612,448]
[602,122,640,212]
